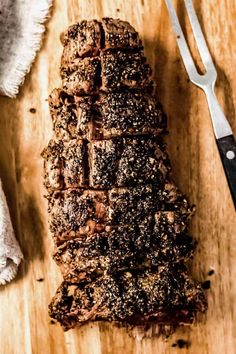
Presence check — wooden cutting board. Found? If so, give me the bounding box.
[0,1,235,353]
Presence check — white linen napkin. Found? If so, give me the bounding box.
[0,0,52,97]
[0,180,23,285]
[0,0,52,284]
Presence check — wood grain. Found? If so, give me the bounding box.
[0,1,235,353]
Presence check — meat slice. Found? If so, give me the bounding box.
[42,139,87,190]
[61,50,151,95]
[101,50,152,91]
[41,140,64,190]
[49,89,166,141]
[49,267,207,330]
[47,181,193,245]
[89,137,170,188]
[47,189,109,244]
[61,56,100,95]
[101,17,142,50]
[49,89,93,141]
[61,18,142,64]
[53,224,196,283]
[48,185,155,243]
[94,91,167,139]
[62,20,102,58]
[109,182,193,226]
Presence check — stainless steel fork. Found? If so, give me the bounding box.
[165,0,236,209]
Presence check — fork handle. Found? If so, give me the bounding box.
[216,134,236,209]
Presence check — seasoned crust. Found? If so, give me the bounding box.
[42,139,87,190]
[62,20,102,57]
[42,137,171,190]
[61,56,101,95]
[61,18,142,64]
[95,91,166,138]
[48,89,93,141]
[102,17,142,50]
[100,50,152,92]
[48,182,193,246]
[60,19,148,95]
[108,182,193,226]
[89,137,170,188]
[49,267,207,330]
[47,189,109,243]
[48,89,166,141]
[46,179,193,243]
[61,50,152,95]
[53,225,196,283]
[41,140,64,190]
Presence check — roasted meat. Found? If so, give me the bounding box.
[42,139,87,190]
[47,182,193,244]
[53,227,196,283]
[49,267,206,331]
[48,88,166,141]
[61,18,142,62]
[42,18,207,331]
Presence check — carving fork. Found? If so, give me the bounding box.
[165,0,236,208]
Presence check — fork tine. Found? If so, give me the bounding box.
[165,0,200,82]
[184,0,216,73]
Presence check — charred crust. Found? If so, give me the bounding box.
[49,268,207,330]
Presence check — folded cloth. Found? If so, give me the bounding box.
[0,0,52,284]
[0,0,52,97]
[0,180,23,285]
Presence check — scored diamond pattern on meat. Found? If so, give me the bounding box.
[42,17,207,331]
